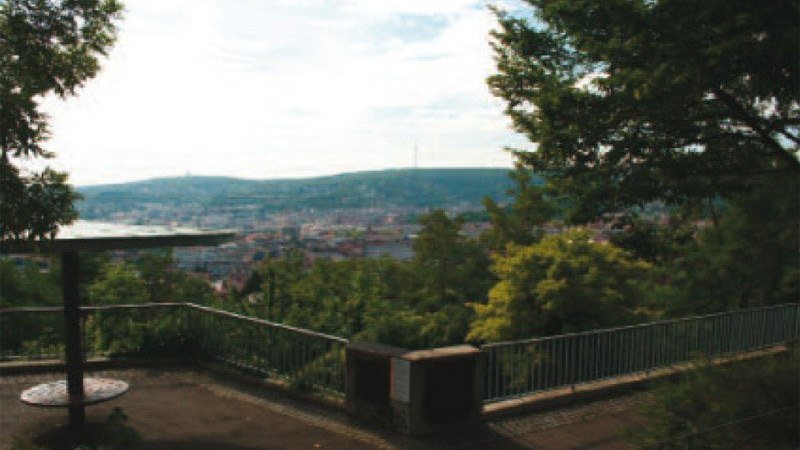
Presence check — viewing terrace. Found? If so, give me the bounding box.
[1,302,797,449]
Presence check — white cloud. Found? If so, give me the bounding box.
[38,0,527,185]
[338,0,483,16]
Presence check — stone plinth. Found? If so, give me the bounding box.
[391,345,484,436]
[345,342,406,428]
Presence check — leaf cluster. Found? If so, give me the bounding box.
[0,0,121,241]
[489,0,799,221]
[468,228,651,342]
[632,349,799,449]
[1,0,122,157]
[228,210,492,349]
[1,159,80,240]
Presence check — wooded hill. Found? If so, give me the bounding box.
[76,168,530,218]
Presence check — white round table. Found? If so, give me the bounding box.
[20,378,129,407]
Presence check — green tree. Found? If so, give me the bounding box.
[418,303,475,348]
[87,261,147,305]
[136,250,176,303]
[0,258,63,356]
[239,269,264,298]
[256,249,306,322]
[488,0,799,222]
[413,210,465,308]
[468,229,650,342]
[481,164,558,252]
[1,0,122,240]
[247,251,478,349]
[609,215,689,265]
[632,350,799,449]
[132,249,217,305]
[171,271,216,306]
[657,175,799,315]
[355,304,428,349]
[0,164,79,240]
[84,259,207,357]
[413,209,492,310]
[0,258,60,307]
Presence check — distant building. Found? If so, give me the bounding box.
[364,240,414,261]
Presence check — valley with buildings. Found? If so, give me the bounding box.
[72,168,516,292]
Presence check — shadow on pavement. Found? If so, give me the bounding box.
[410,423,533,450]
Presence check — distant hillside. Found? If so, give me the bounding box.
[76,168,532,222]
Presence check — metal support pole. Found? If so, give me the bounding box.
[268,267,275,322]
[62,251,85,434]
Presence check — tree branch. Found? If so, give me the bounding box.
[712,88,800,173]
[775,127,800,146]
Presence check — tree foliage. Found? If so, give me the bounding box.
[489,0,799,222]
[243,214,494,349]
[653,175,799,315]
[0,0,122,240]
[632,349,799,449]
[481,164,557,252]
[84,252,216,306]
[86,261,148,305]
[250,254,427,347]
[136,249,177,303]
[412,209,492,309]
[0,258,60,307]
[0,163,79,240]
[1,0,123,158]
[468,229,650,342]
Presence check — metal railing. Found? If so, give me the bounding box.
[83,303,189,358]
[3,302,797,402]
[185,304,348,394]
[1,306,66,360]
[0,303,186,361]
[481,303,800,403]
[0,303,348,395]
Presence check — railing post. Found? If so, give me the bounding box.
[794,304,800,342]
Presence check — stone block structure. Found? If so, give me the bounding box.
[347,342,484,436]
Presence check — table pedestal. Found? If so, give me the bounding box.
[61,251,84,431]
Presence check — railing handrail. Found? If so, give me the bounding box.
[0,306,63,313]
[82,302,186,311]
[184,303,350,344]
[0,302,186,314]
[481,302,800,349]
[481,301,799,403]
[0,302,349,344]
[4,300,796,402]
[4,301,795,348]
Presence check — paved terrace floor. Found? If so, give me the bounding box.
[1,368,647,450]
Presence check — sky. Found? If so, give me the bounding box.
[38,0,530,186]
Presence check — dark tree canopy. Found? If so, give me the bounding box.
[413,209,492,309]
[489,0,799,221]
[0,0,122,240]
[481,164,557,252]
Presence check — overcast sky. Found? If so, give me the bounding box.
[38,0,529,186]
